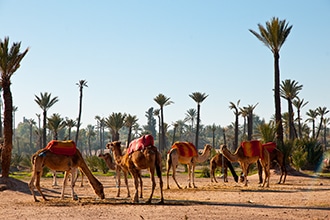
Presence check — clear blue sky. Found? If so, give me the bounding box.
[1,1,329,129]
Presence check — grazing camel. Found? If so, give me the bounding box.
[107,140,164,204]
[167,142,212,189]
[220,140,271,187]
[29,140,105,202]
[98,152,131,197]
[210,153,239,183]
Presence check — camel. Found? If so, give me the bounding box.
[220,140,271,187]
[167,142,212,189]
[253,147,287,184]
[107,141,164,204]
[98,152,130,197]
[29,143,105,202]
[210,153,239,183]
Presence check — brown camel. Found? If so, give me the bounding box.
[255,147,287,184]
[98,152,131,197]
[210,153,239,183]
[220,141,271,187]
[167,142,212,189]
[107,141,164,204]
[29,147,105,202]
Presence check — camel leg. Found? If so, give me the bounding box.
[35,170,48,201]
[122,169,131,198]
[241,163,249,186]
[223,167,228,182]
[210,163,217,183]
[61,171,69,199]
[191,164,197,188]
[171,165,182,189]
[146,168,156,204]
[257,160,263,184]
[28,171,39,202]
[129,168,140,203]
[69,169,78,200]
[116,167,121,197]
[52,170,58,186]
[139,172,143,198]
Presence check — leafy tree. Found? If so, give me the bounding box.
[125,114,138,148]
[280,79,302,140]
[47,113,65,140]
[315,107,329,139]
[292,98,308,139]
[154,93,173,151]
[0,37,29,177]
[75,79,88,145]
[34,92,59,147]
[105,112,126,141]
[306,109,318,138]
[249,17,293,147]
[143,107,157,138]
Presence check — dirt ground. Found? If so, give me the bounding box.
[0,169,329,220]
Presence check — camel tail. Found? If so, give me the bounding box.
[226,160,238,183]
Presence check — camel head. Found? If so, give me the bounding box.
[98,153,116,170]
[106,141,121,151]
[204,144,213,152]
[219,144,227,154]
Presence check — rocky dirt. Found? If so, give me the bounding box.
[0,169,329,220]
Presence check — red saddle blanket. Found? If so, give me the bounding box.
[45,140,77,156]
[170,142,198,157]
[241,140,263,158]
[127,134,154,155]
[262,142,277,153]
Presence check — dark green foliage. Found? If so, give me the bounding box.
[199,166,210,178]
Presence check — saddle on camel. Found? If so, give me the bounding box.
[127,134,155,155]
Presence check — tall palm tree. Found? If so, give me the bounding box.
[64,117,76,140]
[125,114,138,148]
[249,17,293,147]
[95,115,105,151]
[306,109,318,139]
[242,103,258,140]
[292,97,308,139]
[239,107,249,140]
[35,113,42,149]
[322,118,330,150]
[34,92,59,147]
[154,93,173,152]
[47,113,64,140]
[189,92,208,149]
[184,108,197,128]
[86,124,96,156]
[315,106,329,139]
[105,112,126,141]
[75,80,88,145]
[0,37,28,177]
[171,122,179,145]
[229,100,241,150]
[27,119,36,151]
[280,79,303,140]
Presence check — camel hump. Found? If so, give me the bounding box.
[45,140,77,156]
[127,134,154,155]
[241,140,262,157]
[170,142,198,157]
[262,142,277,153]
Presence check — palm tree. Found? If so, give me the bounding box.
[35,113,42,149]
[249,17,293,147]
[229,100,241,150]
[306,109,318,138]
[26,119,36,151]
[35,92,59,147]
[171,122,179,145]
[125,114,138,148]
[189,92,208,149]
[239,107,249,140]
[105,112,126,141]
[0,87,2,138]
[315,107,329,139]
[95,115,105,152]
[154,93,173,152]
[184,108,197,128]
[322,118,330,150]
[64,117,76,140]
[75,80,88,145]
[0,37,28,177]
[292,98,308,139]
[86,124,96,156]
[242,103,258,140]
[280,79,303,140]
[47,113,65,140]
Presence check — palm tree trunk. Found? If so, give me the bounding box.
[274,52,284,146]
[195,104,200,149]
[42,110,47,148]
[1,82,13,177]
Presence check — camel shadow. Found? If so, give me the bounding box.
[0,177,31,194]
